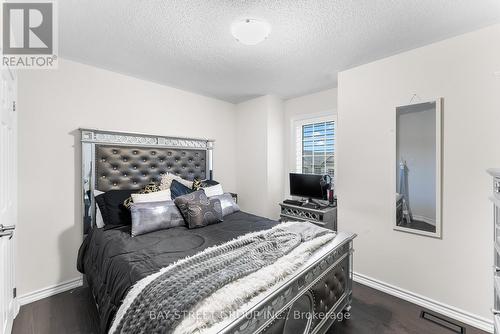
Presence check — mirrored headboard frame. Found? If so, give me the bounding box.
[80,128,215,233]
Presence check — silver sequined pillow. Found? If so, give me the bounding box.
[130,201,185,237]
[209,193,240,217]
[174,190,223,229]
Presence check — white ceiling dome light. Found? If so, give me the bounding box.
[231,19,271,45]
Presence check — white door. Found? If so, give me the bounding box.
[0,66,18,334]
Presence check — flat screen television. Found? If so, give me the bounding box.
[289,173,327,200]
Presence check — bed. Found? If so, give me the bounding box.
[77,128,356,334]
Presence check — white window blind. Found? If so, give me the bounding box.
[295,119,335,176]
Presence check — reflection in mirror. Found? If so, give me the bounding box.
[283,291,313,334]
[82,142,94,235]
[395,99,441,238]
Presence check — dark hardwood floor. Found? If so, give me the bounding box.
[13,282,486,334]
[397,220,436,233]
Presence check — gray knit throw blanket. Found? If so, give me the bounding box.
[111,222,331,334]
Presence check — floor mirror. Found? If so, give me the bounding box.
[395,98,442,238]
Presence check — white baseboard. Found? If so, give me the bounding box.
[13,298,20,317]
[17,277,83,306]
[5,300,18,334]
[353,272,494,333]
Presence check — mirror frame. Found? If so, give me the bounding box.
[393,98,443,238]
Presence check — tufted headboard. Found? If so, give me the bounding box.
[80,128,214,233]
[95,145,207,191]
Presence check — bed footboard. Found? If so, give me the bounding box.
[220,233,355,334]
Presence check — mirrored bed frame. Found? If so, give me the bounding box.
[79,128,355,334]
[81,128,215,234]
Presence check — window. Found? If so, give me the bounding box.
[295,118,335,176]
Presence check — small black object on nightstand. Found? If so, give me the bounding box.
[283,199,303,206]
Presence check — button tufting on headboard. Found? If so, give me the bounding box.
[95,145,207,191]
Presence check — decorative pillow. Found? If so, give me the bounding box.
[159,173,193,190]
[209,193,240,217]
[123,182,160,209]
[94,193,108,224]
[192,178,203,191]
[95,189,138,226]
[94,190,105,228]
[131,189,172,203]
[170,179,194,199]
[203,184,224,197]
[174,190,223,229]
[130,201,185,237]
[202,179,219,187]
[192,178,220,191]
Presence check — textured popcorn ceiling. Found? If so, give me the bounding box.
[59,0,500,103]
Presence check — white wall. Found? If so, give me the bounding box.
[266,96,285,218]
[283,89,337,197]
[337,23,500,324]
[235,95,284,220]
[16,58,237,296]
[235,96,268,216]
[234,90,337,218]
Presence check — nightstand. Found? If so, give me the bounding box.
[279,202,337,231]
[229,192,238,203]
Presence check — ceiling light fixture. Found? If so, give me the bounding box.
[231,19,271,45]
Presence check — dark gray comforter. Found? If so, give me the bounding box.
[77,211,277,333]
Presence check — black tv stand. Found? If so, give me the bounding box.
[279,200,337,231]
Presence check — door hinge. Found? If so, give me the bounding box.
[13,287,16,298]
[12,101,16,112]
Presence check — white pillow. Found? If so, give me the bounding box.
[203,184,224,197]
[159,173,193,190]
[132,189,172,203]
[94,190,105,228]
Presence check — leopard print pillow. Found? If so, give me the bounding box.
[192,178,203,191]
[192,178,219,191]
[123,182,160,209]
